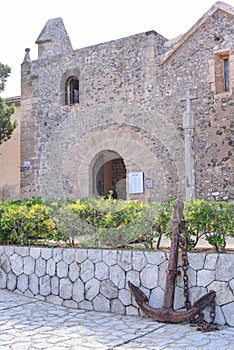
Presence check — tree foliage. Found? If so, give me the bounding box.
[0,63,17,145]
[0,63,11,92]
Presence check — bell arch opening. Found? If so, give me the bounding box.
[92,150,126,199]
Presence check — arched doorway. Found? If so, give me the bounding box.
[93,151,126,199]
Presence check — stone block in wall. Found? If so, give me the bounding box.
[208,281,234,305]
[111,299,125,314]
[69,261,80,282]
[216,255,234,282]
[53,248,63,263]
[229,279,234,294]
[25,289,35,299]
[88,249,103,263]
[126,305,139,316]
[79,300,93,311]
[0,270,7,289]
[60,278,73,299]
[197,269,215,287]
[93,294,110,312]
[57,261,68,278]
[140,265,158,289]
[222,302,234,327]
[204,254,218,270]
[86,278,101,301]
[144,251,166,265]
[149,286,164,309]
[30,247,41,260]
[10,254,23,276]
[63,299,78,308]
[46,295,63,306]
[7,271,16,291]
[100,279,118,300]
[1,255,11,274]
[126,270,140,287]
[187,286,207,306]
[39,275,51,296]
[51,276,59,295]
[76,249,88,263]
[46,258,56,276]
[0,246,234,327]
[158,260,167,290]
[213,305,226,326]
[95,261,109,280]
[174,286,185,310]
[187,253,206,270]
[17,274,28,293]
[110,265,125,289]
[23,256,35,275]
[117,251,132,271]
[63,249,76,264]
[132,251,147,271]
[41,248,52,260]
[118,289,132,306]
[15,246,29,257]
[29,274,39,295]
[35,257,46,277]
[103,250,117,266]
[73,279,85,303]
[80,259,94,282]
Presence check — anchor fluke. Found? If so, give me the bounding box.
[128,200,217,328]
[128,281,149,304]
[193,290,216,310]
[128,281,216,324]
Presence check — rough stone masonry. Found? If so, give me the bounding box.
[18,1,233,203]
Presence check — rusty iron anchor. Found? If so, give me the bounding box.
[128,200,216,324]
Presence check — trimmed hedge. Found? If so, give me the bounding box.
[0,197,233,252]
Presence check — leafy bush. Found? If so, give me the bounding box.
[72,195,146,228]
[0,200,56,245]
[183,199,233,252]
[0,197,232,251]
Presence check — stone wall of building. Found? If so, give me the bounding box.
[0,246,233,326]
[19,3,233,203]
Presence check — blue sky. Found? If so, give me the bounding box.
[1,0,233,97]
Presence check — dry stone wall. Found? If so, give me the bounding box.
[0,246,233,327]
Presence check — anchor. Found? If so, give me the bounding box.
[128,199,216,324]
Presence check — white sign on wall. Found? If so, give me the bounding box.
[129,172,144,194]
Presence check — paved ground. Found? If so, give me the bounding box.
[0,290,234,350]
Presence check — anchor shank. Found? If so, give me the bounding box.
[128,199,217,326]
[163,200,183,310]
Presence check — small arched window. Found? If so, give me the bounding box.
[65,76,79,105]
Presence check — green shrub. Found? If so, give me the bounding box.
[183,199,233,252]
[71,195,146,228]
[0,200,56,245]
[0,197,232,251]
[78,199,172,249]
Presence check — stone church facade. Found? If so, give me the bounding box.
[7,1,234,203]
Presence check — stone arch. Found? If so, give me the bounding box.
[62,124,181,202]
[92,150,127,199]
[38,102,185,202]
